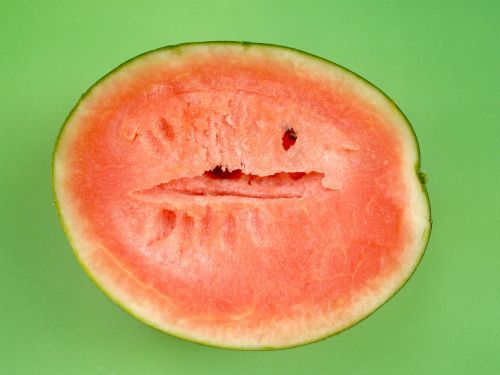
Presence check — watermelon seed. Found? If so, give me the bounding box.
[204,165,243,179]
[289,172,306,180]
[282,128,297,151]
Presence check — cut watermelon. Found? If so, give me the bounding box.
[53,42,431,349]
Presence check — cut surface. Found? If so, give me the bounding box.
[53,42,431,349]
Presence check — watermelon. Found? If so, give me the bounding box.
[53,42,431,349]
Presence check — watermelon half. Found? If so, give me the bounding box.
[53,42,431,349]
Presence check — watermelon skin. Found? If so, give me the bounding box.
[52,42,431,349]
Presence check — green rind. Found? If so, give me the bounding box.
[52,41,432,351]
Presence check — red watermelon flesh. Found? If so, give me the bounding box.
[53,43,431,349]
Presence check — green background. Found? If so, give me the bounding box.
[1,1,498,374]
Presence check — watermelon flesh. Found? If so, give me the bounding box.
[53,43,431,349]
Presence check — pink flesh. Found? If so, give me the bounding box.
[64,51,409,329]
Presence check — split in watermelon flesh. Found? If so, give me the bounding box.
[53,42,431,349]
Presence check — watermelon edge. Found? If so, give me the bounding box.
[51,41,432,350]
